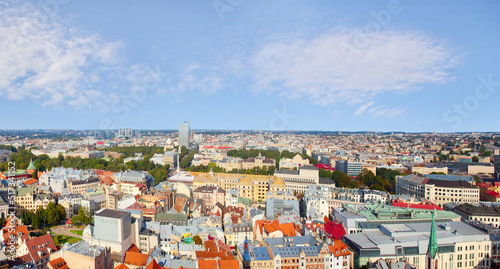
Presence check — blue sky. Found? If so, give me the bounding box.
[0,0,499,132]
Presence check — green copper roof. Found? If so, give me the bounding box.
[27,159,37,170]
[344,203,460,222]
[428,210,438,259]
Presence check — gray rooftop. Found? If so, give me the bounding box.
[344,221,489,256]
[95,209,130,219]
[64,240,106,257]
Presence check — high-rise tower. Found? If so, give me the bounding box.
[179,121,190,149]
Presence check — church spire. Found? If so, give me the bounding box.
[428,210,438,259]
[426,209,439,269]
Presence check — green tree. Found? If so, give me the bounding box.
[56,204,67,221]
[72,206,92,226]
[32,206,46,229]
[45,202,59,226]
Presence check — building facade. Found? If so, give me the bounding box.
[396,174,479,206]
[179,121,190,149]
[344,221,491,269]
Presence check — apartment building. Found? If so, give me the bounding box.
[14,187,56,212]
[117,182,147,196]
[279,154,310,169]
[242,153,276,170]
[191,171,287,203]
[454,203,500,228]
[396,174,479,206]
[106,190,124,210]
[275,165,319,193]
[68,177,100,194]
[344,221,491,269]
[192,185,225,211]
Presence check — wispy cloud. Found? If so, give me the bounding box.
[0,1,124,109]
[166,63,224,98]
[251,28,460,105]
[354,101,406,118]
[354,101,375,116]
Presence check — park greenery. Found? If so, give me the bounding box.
[70,230,84,236]
[180,149,198,168]
[71,206,93,226]
[19,202,66,229]
[318,167,404,193]
[53,234,82,245]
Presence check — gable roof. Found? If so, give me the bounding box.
[48,257,69,269]
[219,260,240,269]
[124,251,149,266]
[25,234,57,262]
[2,225,29,242]
[23,178,38,185]
[328,240,351,257]
[127,243,141,253]
[145,259,163,269]
[198,260,217,269]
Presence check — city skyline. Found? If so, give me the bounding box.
[0,1,498,132]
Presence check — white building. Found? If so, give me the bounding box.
[225,189,239,207]
[344,221,491,269]
[303,185,331,219]
[279,154,310,169]
[396,174,480,206]
[275,165,320,193]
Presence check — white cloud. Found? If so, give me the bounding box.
[354,101,406,119]
[252,28,459,105]
[354,101,375,116]
[168,64,223,97]
[0,1,124,109]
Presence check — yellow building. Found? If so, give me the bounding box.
[191,171,286,203]
[14,187,55,212]
[191,171,220,189]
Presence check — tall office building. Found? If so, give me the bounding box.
[495,155,500,181]
[335,160,363,176]
[118,128,133,138]
[179,121,190,149]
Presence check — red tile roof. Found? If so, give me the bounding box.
[25,234,57,262]
[197,239,236,260]
[262,222,299,237]
[48,257,69,269]
[219,260,239,269]
[145,259,163,269]
[127,243,141,253]
[23,178,38,185]
[316,163,335,170]
[124,251,149,266]
[485,190,500,198]
[2,225,29,242]
[114,264,130,269]
[392,199,443,210]
[323,220,346,240]
[328,240,351,257]
[198,260,218,269]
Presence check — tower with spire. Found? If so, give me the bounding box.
[26,159,37,178]
[426,209,439,269]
